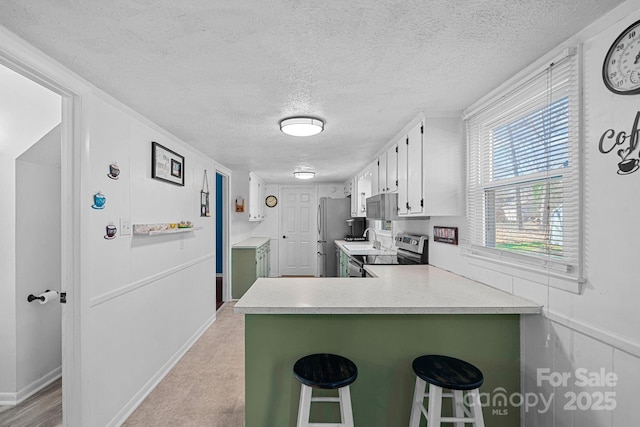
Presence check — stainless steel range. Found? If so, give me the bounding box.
[394,232,429,265]
[348,232,429,276]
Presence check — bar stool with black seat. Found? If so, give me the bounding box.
[293,353,358,427]
[408,354,485,427]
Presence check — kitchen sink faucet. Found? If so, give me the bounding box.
[363,228,381,249]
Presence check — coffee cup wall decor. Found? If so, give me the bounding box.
[108,163,120,180]
[598,110,640,175]
[104,223,117,240]
[92,191,106,210]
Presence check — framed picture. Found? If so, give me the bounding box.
[200,170,210,217]
[433,226,458,245]
[201,190,210,217]
[151,141,185,186]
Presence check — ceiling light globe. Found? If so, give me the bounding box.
[293,171,315,180]
[280,117,324,137]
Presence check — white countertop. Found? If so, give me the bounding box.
[334,239,397,256]
[232,237,270,248]
[234,264,541,315]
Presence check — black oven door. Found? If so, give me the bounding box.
[396,249,423,265]
[363,254,399,265]
[348,256,365,277]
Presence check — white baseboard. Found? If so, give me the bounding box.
[0,366,62,406]
[105,312,218,427]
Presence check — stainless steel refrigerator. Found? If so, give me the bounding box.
[317,197,351,277]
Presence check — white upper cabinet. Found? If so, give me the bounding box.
[353,113,463,219]
[368,159,378,199]
[348,160,377,217]
[355,168,372,217]
[397,121,424,217]
[344,178,352,197]
[248,172,266,222]
[349,177,359,217]
[377,146,397,195]
[377,152,387,195]
[386,143,398,193]
[422,117,464,216]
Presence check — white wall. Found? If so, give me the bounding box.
[231,181,345,277]
[251,184,280,276]
[230,168,253,244]
[15,127,62,397]
[80,94,217,426]
[423,2,640,425]
[0,64,61,404]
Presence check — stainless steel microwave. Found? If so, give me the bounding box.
[365,193,398,221]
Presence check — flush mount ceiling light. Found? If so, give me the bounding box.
[293,171,315,180]
[280,117,324,137]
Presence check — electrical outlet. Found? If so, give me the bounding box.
[120,218,132,236]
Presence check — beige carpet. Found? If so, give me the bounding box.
[123,302,245,426]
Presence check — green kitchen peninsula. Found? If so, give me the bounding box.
[234,265,541,427]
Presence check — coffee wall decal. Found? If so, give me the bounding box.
[92,191,106,210]
[104,222,117,240]
[599,110,640,175]
[107,162,120,180]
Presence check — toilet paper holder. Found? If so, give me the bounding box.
[27,289,56,303]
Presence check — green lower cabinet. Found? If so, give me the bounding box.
[341,250,349,277]
[336,246,350,277]
[244,313,521,427]
[232,240,270,299]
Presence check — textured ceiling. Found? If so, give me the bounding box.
[0,0,624,183]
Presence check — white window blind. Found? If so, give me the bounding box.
[465,48,581,278]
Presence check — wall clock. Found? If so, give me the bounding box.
[265,195,278,208]
[603,19,640,95]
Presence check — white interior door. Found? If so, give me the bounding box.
[279,186,317,276]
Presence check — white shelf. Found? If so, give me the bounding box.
[133,223,201,236]
[147,227,201,236]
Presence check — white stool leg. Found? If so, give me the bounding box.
[426,384,443,426]
[408,377,427,427]
[467,389,485,427]
[452,389,465,427]
[339,385,354,427]
[297,384,312,427]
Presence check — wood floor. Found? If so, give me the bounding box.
[0,378,62,427]
[0,302,244,427]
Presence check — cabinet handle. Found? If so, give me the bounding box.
[282,235,287,239]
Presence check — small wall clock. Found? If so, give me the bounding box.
[603,19,640,95]
[265,195,278,208]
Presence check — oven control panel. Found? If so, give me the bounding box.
[394,233,428,255]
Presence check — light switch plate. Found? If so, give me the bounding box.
[120,218,132,235]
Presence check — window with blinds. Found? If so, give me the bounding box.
[465,47,581,278]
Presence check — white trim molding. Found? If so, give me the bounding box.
[545,309,640,359]
[90,253,215,307]
[0,366,61,406]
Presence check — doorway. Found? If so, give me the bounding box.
[0,62,66,424]
[279,186,318,276]
[215,167,232,307]
[215,172,224,310]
